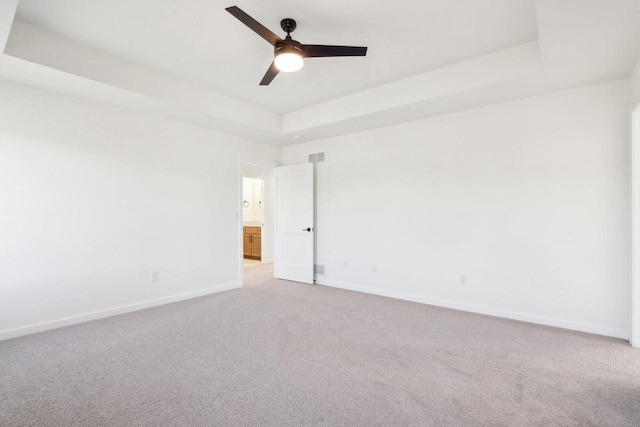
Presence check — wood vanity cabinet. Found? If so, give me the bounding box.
[243,234,252,257]
[243,226,261,260]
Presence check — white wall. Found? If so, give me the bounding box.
[283,79,631,339]
[0,80,280,339]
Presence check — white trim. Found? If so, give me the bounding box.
[631,104,640,347]
[0,282,240,342]
[317,278,629,340]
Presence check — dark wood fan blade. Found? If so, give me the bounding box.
[259,62,279,85]
[225,6,282,46]
[302,45,368,58]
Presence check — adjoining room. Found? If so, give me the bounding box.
[241,161,276,285]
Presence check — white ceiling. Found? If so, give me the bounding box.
[2,0,640,145]
[15,0,538,113]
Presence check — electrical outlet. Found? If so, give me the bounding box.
[372,264,378,273]
[460,274,467,286]
[343,261,348,269]
[150,271,160,282]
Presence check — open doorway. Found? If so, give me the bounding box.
[632,105,640,348]
[239,160,276,287]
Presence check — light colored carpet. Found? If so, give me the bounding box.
[1,264,639,426]
[244,262,274,287]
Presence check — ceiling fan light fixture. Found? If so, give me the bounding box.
[225,6,367,85]
[274,46,304,72]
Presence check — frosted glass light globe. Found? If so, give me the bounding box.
[275,51,304,72]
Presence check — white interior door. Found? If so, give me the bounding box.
[276,163,314,284]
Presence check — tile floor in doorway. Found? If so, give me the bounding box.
[243,258,262,267]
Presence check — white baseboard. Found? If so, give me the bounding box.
[317,278,629,340]
[261,259,275,264]
[3,279,629,343]
[0,282,240,342]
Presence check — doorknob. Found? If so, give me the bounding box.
[302,227,312,232]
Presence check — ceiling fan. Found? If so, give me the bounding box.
[225,6,368,86]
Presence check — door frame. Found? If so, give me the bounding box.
[238,158,278,287]
[631,104,640,347]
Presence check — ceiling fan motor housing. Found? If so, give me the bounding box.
[275,38,303,55]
